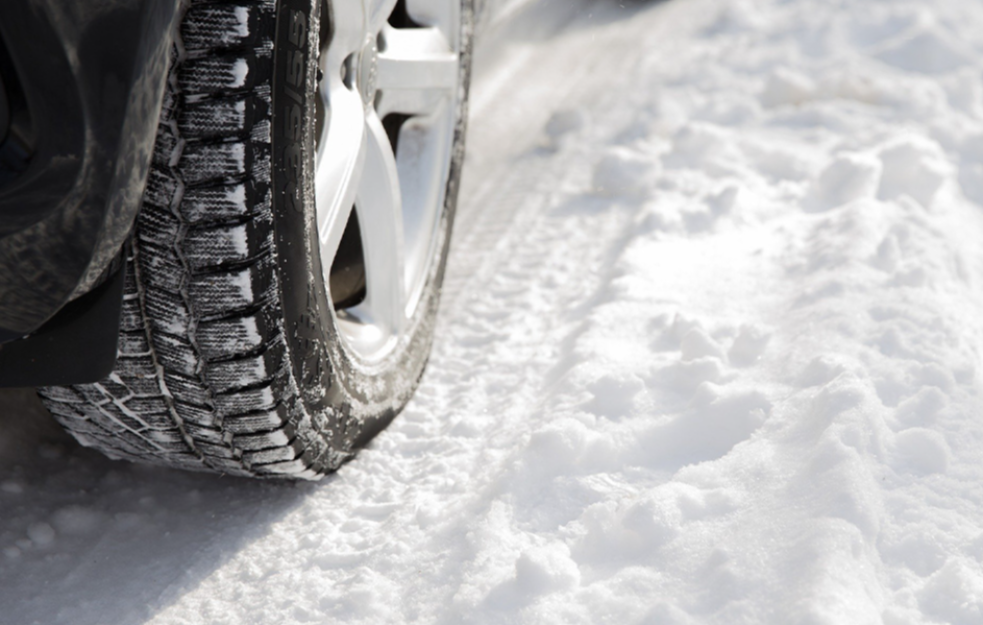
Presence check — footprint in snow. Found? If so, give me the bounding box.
[809,152,882,212]
[728,325,771,367]
[635,385,771,471]
[585,373,645,419]
[893,386,947,428]
[877,135,948,208]
[591,147,659,198]
[796,355,847,388]
[891,428,950,474]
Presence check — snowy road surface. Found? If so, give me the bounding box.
[5,0,983,622]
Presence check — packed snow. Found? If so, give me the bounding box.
[5,0,983,622]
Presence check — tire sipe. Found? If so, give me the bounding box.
[38,0,472,479]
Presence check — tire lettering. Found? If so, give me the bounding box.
[289,10,306,47]
[287,50,305,88]
[285,144,301,178]
[282,6,309,215]
[284,87,302,104]
[285,102,303,141]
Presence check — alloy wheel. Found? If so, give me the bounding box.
[315,0,461,363]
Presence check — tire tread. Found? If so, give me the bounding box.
[38,0,309,478]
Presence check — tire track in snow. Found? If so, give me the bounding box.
[441,0,602,311]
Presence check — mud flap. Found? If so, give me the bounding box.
[0,266,124,388]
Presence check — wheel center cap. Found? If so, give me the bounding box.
[358,37,379,107]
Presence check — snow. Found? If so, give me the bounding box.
[5,0,983,622]
[234,6,250,38]
[231,58,249,89]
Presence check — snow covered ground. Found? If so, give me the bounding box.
[5,0,983,622]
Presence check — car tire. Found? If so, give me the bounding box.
[37,0,472,479]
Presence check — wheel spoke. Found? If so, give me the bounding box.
[375,26,457,117]
[316,86,367,263]
[327,0,368,56]
[353,111,405,333]
[368,0,400,33]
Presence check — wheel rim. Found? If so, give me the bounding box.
[315,0,460,364]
